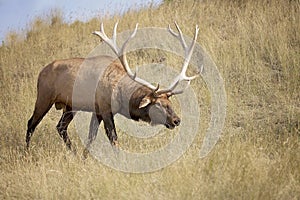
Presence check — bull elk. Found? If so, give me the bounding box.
[26,22,199,155]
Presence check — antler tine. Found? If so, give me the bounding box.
[180,24,199,79]
[118,23,138,79]
[112,22,118,47]
[169,81,191,96]
[168,21,187,51]
[93,22,119,56]
[168,24,178,37]
[93,22,158,91]
[156,22,200,95]
[118,23,139,79]
[120,23,138,53]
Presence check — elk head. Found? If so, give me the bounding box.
[132,89,180,129]
[93,21,199,129]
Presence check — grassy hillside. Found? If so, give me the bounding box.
[0,0,299,199]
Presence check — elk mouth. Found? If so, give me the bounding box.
[165,123,175,129]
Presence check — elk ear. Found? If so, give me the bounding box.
[139,96,152,108]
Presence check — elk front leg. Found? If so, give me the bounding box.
[102,112,118,146]
[83,113,103,158]
[86,113,103,148]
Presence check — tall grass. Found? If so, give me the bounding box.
[0,0,299,199]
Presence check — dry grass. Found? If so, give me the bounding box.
[0,0,299,199]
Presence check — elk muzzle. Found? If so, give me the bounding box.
[165,115,181,129]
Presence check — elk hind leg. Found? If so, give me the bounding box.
[56,106,76,150]
[26,97,54,149]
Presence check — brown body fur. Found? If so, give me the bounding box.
[26,55,180,153]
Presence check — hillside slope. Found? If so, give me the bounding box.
[0,0,299,199]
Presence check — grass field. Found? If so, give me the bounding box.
[0,0,299,199]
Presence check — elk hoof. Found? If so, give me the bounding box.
[82,149,89,160]
[112,140,119,147]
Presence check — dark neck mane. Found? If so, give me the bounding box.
[129,86,152,122]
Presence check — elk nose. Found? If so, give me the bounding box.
[173,118,181,126]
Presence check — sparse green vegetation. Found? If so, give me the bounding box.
[0,0,299,199]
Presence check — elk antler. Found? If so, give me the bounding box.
[93,22,158,90]
[93,22,200,96]
[156,21,200,96]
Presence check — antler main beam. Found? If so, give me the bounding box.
[93,22,200,96]
[156,22,200,95]
[93,22,158,90]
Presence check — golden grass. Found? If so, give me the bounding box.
[0,0,299,199]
